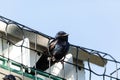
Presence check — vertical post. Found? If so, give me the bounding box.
[20,26,25,80]
[5,22,11,74]
[35,33,37,80]
[76,47,79,80]
[48,39,51,79]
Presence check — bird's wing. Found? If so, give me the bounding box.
[49,39,58,51]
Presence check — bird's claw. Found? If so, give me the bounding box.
[52,56,56,61]
[47,57,52,61]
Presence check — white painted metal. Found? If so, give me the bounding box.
[45,54,85,80]
[3,38,30,67]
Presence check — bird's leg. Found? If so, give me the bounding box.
[60,57,65,64]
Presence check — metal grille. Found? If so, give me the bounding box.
[0,15,120,80]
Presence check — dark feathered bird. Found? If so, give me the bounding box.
[3,74,16,80]
[34,31,69,71]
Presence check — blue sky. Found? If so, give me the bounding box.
[0,0,120,79]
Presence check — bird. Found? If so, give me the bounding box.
[2,74,16,80]
[34,31,70,71]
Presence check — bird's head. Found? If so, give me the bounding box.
[3,74,16,80]
[55,31,69,41]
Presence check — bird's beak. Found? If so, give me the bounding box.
[63,33,69,36]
